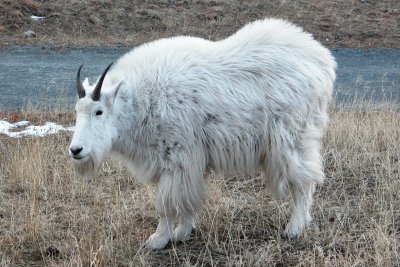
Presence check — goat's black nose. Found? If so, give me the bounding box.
[70,147,83,156]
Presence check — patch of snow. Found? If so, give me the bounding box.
[0,120,74,138]
[0,120,16,132]
[66,126,75,132]
[14,121,30,127]
[30,15,45,21]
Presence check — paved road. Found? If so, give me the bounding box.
[0,46,399,111]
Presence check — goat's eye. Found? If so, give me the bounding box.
[95,110,103,116]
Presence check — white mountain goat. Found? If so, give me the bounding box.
[69,18,336,249]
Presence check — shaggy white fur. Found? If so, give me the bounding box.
[69,18,336,249]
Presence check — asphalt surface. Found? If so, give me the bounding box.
[0,46,399,111]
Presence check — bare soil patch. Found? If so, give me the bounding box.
[1,0,399,48]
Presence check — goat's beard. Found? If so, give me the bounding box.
[72,154,101,181]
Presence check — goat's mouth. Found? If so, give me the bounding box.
[71,153,100,180]
[71,154,89,161]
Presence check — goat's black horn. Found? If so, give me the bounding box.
[92,63,113,101]
[76,64,85,99]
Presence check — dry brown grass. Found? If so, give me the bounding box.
[0,105,399,266]
[1,0,399,48]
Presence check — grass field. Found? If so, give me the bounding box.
[0,105,399,266]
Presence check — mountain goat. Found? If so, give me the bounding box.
[69,18,336,249]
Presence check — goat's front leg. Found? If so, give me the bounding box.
[146,175,176,249]
[146,166,206,249]
[173,215,195,242]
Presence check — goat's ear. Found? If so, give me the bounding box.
[106,81,124,107]
[82,77,89,88]
[113,81,123,101]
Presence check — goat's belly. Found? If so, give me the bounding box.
[204,130,265,176]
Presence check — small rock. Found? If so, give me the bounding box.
[23,30,37,38]
[206,12,219,21]
[45,246,60,258]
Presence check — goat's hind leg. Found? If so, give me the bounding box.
[284,181,314,239]
[284,146,323,239]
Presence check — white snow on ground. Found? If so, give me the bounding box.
[0,120,74,138]
[30,15,46,21]
[14,121,30,127]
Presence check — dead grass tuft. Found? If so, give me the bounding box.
[0,105,399,266]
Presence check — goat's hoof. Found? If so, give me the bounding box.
[283,224,301,240]
[173,225,196,243]
[146,233,171,250]
[282,231,298,241]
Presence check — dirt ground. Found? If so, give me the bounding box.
[1,0,399,48]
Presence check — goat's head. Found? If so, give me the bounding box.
[69,63,122,180]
